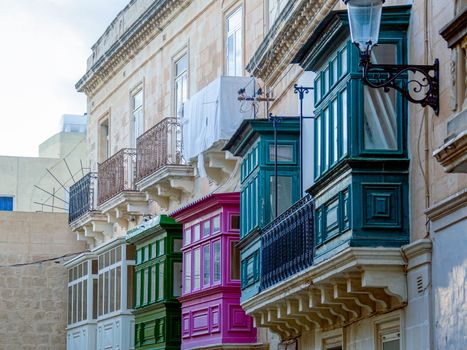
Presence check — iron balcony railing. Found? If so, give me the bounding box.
[260,194,314,291]
[98,148,137,205]
[136,117,184,182]
[68,172,98,224]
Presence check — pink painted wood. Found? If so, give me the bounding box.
[171,193,257,349]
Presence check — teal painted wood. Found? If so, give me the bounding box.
[127,215,183,350]
[293,6,412,260]
[224,118,301,301]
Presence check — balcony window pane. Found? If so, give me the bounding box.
[185,228,191,246]
[315,76,321,102]
[158,240,165,256]
[332,99,338,163]
[203,245,210,286]
[116,266,121,311]
[184,252,191,293]
[110,249,115,266]
[270,176,293,217]
[175,54,188,119]
[127,266,134,309]
[341,47,348,76]
[341,89,348,156]
[324,68,329,94]
[110,269,115,312]
[230,241,240,280]
[83,280,87,320]
[158,263,164,300]
[73,284,78,323]
[173,239,182,252]
[213,216,221,233]
[93,279,98,319]
[151,266,156,303]
[269,144,294,162]
[136,271,141,307]
[316,115,321,175]
[194,249,200,290]
[143,268,149,304]
[231,215,240,230]
[104,271,109,314]
[213,241,221,283]
[194,224,200,241]
[173,262,182,297]
[98,274,103,316]
[324,108,329,170]
[83,261,88,276]
[202,221,210,238]
[332,58,338,85]
[126,245,135,261]
[136,249,142,264]
[364,44,398,151]
[68,286,72,324]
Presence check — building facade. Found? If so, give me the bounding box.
[67,0,466,349]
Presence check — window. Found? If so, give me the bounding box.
[131,88,144,148]
[213,215,221,233]
[184,252,191,293]
[213,241,221,283]
[158,262,164,300]
[241,251,260,288]
[175,54,188,118]
[364,44,398,151]
[269,175,293,217]
[230,214,240,230]
[98,118,110,162]
[0,196,13,211]
[202,221,210,238]
[67,260,97,325]
[193,224,200,241]
[184,228,191,246]
[193,248,200,290]
[268,0,288,28]
[226,7,243,76]
[230,241,240,280]
[376,318,401,350]
[203,245,210,286]
[269,144,294,162]
[173,262,182,297]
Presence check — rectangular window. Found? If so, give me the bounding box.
[268,0,287,28]
[324,108,330,170]
[213,241,221,283]
[99,118,110,162]
[151,266,156,303]
[230,241,240,280]
[341,89,348,156]
[213,215,221,233]
[202,221,210,238]
[175,54,188,118]
[98,274,103,316]
[158,240,164,256]
[270,175,293,217]
[135,271,141,307]
[184,252,191,293]
[230,214,240,230]
[316,115,321,175]
[131,88,144,148]
[226,7,243,76]
[116,266,121,311]
[332,98,338,164]
[110,269,115,312]
[193,249,200,290]
[184,228,191,246]
[173,262,182,297]
[376,318,400,350]
[193,224,200,241]
[158,263,164,301]
[203,245,210,286]
[269,144,294,162]
[0,196,13,211]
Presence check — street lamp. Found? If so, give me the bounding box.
[343,0,439,115]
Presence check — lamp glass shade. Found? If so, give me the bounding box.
[346,0,383,52]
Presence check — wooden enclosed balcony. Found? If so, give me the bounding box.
[135,117,194,210]
[98,148,148,228]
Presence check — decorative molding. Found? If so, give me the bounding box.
[425,187,467,222]
[439,7,467,48]
[433,128,467,173]
[245,0,336,86]
[76,0,192,96]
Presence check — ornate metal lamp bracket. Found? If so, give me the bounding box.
[360,50,440,115]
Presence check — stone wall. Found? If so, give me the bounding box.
[0,212,86,350]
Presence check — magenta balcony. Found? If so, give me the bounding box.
[98,148,137,205]
[136,117,184,182]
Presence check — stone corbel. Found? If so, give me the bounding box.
[361,267,407,305]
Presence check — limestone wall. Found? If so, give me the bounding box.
[0,212,86,350]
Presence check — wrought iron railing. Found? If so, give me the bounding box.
[136,117,184,182]
[68,172,98,224]
[260,194,314,291]
[98,148,137,205]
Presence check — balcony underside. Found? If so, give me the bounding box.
[72,211,111,248]
[98,191,149,230]
[136,165,195,210]
[242,247,407,340]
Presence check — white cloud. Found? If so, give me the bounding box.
[0,0,129,157]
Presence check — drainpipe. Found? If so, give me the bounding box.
[423,0,431,235]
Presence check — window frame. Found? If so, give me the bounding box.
[0,196,14,211]
[225,5,243,77]
[173,51,189,118]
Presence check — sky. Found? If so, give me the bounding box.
[0,0,130,157]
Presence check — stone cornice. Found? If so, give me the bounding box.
[440,6,467,48]
[425,188,467,222]
[76,0,192,96]
[245,0,336,86]
[433,128,467,172]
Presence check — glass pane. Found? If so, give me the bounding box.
[227,34,235,76]
[185,228,191,245]
[341,89,348,155]
[324,68,329,94]
[93,279,98,319]
[332,99,338,163]
[133,90,143,109]
[184,252,191,293]
[78,264,82,279]
[143,268,149,304]
[104,252,109,267]
[231,215,240,230]
[127,266,134,309]
[364,44,397,150]
[227,7,242,32]
[68,286,72,324]
[136,249,142,264]
[203,245,210,286]
[213,216,221,233]
[151,266,156,303]
[83,280,87,320]
[230,242,240,280]
[116,266,121,311]
[316,115,321,174]
[383,339,400,350]
[83,261,88,276]
[136,271,141,307]
[332,58,338,84]
[175,55,187,76]
[270,176,293,217]
[73,284,78,323]
[158,263,164,300]
[173,262,182,297]
[126,245,135,261]
[269,144,294,162]
[324,108,329,170]
[109,269,114,312]
[98,274,103,316]
[110,249,115,266]
[235,29,242,76]
[173,239,183,252]
[194,224,200,241]
[315,76,321,101]
[202,221,210,238]
[158,240,165,256]
[341,47,348,76]
[104,271,109,314]
[213,241,221,283]
[144,246,149,262]
[194,249,200,290]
